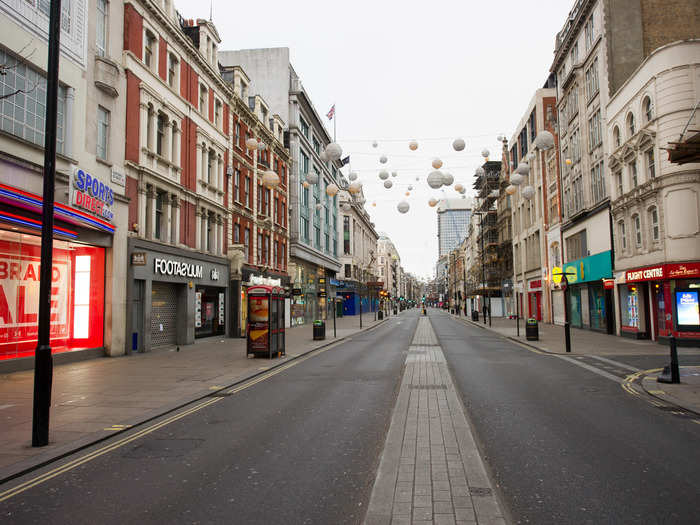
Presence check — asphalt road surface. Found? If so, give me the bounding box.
[430,309,700,525]
[1,315,416,525]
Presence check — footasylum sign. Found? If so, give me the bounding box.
[154,258,203,279]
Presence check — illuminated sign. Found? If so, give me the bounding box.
[675,290,700,329]
[154,258,203,279]
[626,266,664,282]
[71,168,115,222]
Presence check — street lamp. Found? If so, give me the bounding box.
[552,269,576,353]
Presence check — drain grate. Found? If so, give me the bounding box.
[469,487,493,496]
[409,384,447,390]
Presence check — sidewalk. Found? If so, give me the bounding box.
[450,313,700,418]
[0,313,386,482]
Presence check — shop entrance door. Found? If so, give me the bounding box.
[151,282,178,347]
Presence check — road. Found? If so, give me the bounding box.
[430,309,700,524]
[1,315,415,525]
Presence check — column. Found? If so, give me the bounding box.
[172,126,180,169]
[195,207,202,250]
[138,183,147,236]
[147,109,156,152]
[140,103,149,152]
[163,117,172,162]
[148,187,157,240]
[203,147,209,184]
[217,155,224,193]
[171,196,180,245]
[203,211,210,252]
[164,194,172,244]
[217,216,223,255]
[196,143,203,183]
[64,87,75,158]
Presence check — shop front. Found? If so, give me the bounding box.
[620,262,700,342]
[552,250,614,333]
[0,168,119,364]
[527,279,542,321]
[289,260,338,325]
[127,239,229,353]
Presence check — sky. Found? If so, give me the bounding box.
[176,0,574,280]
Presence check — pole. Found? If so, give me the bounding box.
[516,293,520,337]
[563,276,571,353]
[333,297,337,338]
[33,0,62,447]
[373,288,376,321]
[359,288,363,329]
[669,336,680,383]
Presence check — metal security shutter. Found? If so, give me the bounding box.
[151,282,178,347]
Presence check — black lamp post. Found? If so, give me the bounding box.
[553,270,576,353]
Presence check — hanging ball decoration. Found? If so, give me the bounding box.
[565,158,572,165]
[442,172,454,186]
[505,184,517,195]
[325,142,343,161]
[497,134,505,142]
[326,183,339,197]
[454,183,464,193]
[383,180,393,189]
[431,158,443,169]
[408,185,413,191]
[342,202,352,211]
[391,171,398,177]
[415,176,420,181]
[516,162,530,175]
[302,181,310,188]
[459,186,466,194]
[257,141,266,151]
[372,202,376,207]
[475,166,485,177]
[348,181,363,194]
[305,172,319,185]
[262,170,280,188]
[319,150,328,162]
[379,154,388,164]
[245,138,259,150]
[526,151,535,162]
[348,172,358,181]
[372,141,378,148]
[534,130,555,150]
[428,197,439,207]
[510,173,524,186]
[481,148,490,158]
[427,170,443,189]
[452,138,466,151]
[521,185,536,200]
[397,201,410,214]
[379,170,390,180]
[405,191,410,197]
[409,140,418,151]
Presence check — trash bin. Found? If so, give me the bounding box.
[313,320,326,340]
[472,310,479,321]
[526,318,539,341]
[378,310,384,320]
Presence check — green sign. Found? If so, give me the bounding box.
[560,250,612,284]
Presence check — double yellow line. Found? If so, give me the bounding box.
[0,341,339,503]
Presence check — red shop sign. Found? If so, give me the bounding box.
[666,262,700,280]
[625,265,664,282]
[603,279,615,289]
[625,262,700,283]
[528,279,542,290]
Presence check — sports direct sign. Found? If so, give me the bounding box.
[71,168,115,222]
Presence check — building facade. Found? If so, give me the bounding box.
[437,198,471,257]
[376,234,401,308]
[0,0,128,366]
[607,39,700,343]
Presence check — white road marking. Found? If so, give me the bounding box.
[589,355,641,372]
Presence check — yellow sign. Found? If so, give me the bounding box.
[564,265,578,283]
[552,267,562,284]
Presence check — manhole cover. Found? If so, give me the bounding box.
[469,487,493,496]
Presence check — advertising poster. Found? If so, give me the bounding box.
[195,292,202,328]
[248,296,269,353]
[676,290,699,327]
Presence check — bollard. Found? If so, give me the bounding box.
[658,335,680,384]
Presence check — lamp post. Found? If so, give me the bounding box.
[553,270,576,353]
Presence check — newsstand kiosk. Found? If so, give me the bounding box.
[246,285,286,358]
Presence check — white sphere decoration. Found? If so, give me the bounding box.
[379,154,388,164]
[397,201,410,214]
[427,170,443,189]
[391,171,398,177]
[348,172,358,181]
[342,202,352,211]
[415,177,420,181]
[428,197,439,207]
[257,141,266,151]
[505,184,517,195]
[442,172,454,186]
[534,130,555,150]
[454,183,464,193]
[325,142,343,161]
[521,185,536,200]
[432,158,443,169]
[319,150,328,162]
[408,185,413,191]
[481,149,490,158]
[497,134,504,142]
[409,140,418,151]
[452,138,466,151]
[379,170,390,180]
[348,181,362,194]
[383,180,393,189]
[305,172,319,185]
[372,141,378,148]
[302,181,310,188]
[459,186,466,194]
[516,162,530,175]
[326,183,339,197]
[510,173,524,186]
[475,167,485,177]
[245,138,258,150]
[526,152,535,162]
[262,170,280,188]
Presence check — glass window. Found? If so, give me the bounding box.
[343,215,350,254]
[96,105,109,160]
[643,97,653,123]
[96,0,108,57]
[646,148,655,179]
[156,114,167,156]
[244,228,250,260]
[630,161,638,188]
[300,117,309,139]
[649,207,659,241]
[619,220,626,250]
[233,223,240,243]
[168,53,178,88]
[616,172,623,197]
[199,85,207,114]
[155,191,164,239]
[613,126,620,148]
[633,214,642,247]
[627,112,635,136]
[144,31,156,69]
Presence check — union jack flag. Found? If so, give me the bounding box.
[326,104,335,120]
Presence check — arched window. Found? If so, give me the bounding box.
[613,126,620,148]
[648,206,659,241]
[626,112,635,137]
[632,214,642,247]
[643,96,653,123]
[207,149,215,184]
[156,113,167,156]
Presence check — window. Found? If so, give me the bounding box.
[244,228,250,260]
[591,161,605,204]
[626,112,635,137]
[214,99,222,128]
[588,110,601,149]
[344,264,351,278]
[281,243,286,269]
[585,58,599,101]
[96,106,110,160]
[156,113,167,156]
[240,81,248,101]
[584,16,594,49]
[615,171,623,197]
[235,123,241,147]
[257,232,263,263]
[207,150,216,184]
[629,161,638,188]
[300,151,309,175]
[300,117,309,139]
[301,216,309,242]
[571,128,581,162]
[73,255,92,339]
[233,223,240,244]
[571,172,584,214]
[619,220,627,250]
[649,207,659,241]
[96,0,108,57]
[155,191,164,240]
[313,137,320,155]
[633,214,642,247]
[281,201,287,228]
[0,48,67,153]
[234,169,241,202]
[144,30,156,69]
[643,97,653,123]
[200,85,208,115]
[343,215,350,254]
[570,42,578,65]
[565,230,587,261]
[167,53,178,88]
[613,126,621,148]
[264,188,270,216]
[646,149,655,179]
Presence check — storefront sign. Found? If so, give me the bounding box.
[292,288,302,296]
[551,251,612,285]
[248,275,281,287]
[131,252,147,266]
[218,293,225,325]
[154,258,203,279]
[210,268,220,281]
[675,290,700,329]
[528,279,542,290]
[195,292,202,328]
[71,167,115,222]
[625,262,700,283]
[603,279,615,290]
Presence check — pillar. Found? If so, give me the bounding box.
[140,103,149,152]
[172,126,180,168]
[171,196,180,245]
[163,117,172,162]
[217,216,223,255]
[164,194,172,243]
[64,87,75,158]
[148,187,156,240]
[195,207,202,250]
[147,109,156,152]
[138,183,147,236]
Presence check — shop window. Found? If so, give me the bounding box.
[73,256,91,338]
[620,285,641,329]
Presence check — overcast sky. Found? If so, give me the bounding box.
[177,0,573,280]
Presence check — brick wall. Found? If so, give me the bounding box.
[180,201,196,248]
[180,117,198,191]
[123,3,143,59]
[124,70,141,163]
[640,0,700,56]
[126,176,138,232]
[158,37,167,81]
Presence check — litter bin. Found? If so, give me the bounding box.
[378,310,384,320]
[313,320,326,340]
[472,310,479,321]
[526,318,539,341]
